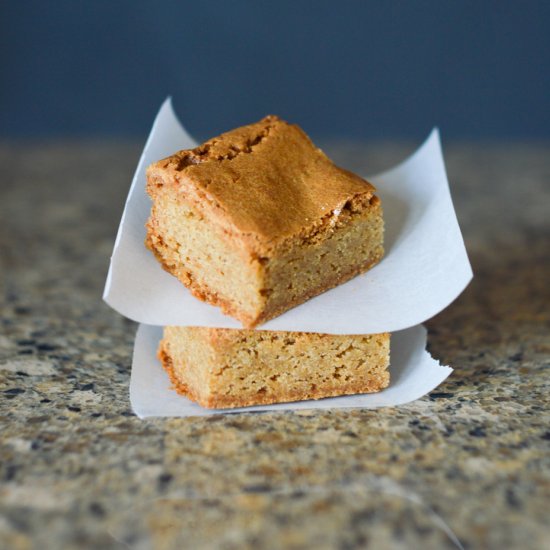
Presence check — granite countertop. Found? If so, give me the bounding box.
[0,140,548,549]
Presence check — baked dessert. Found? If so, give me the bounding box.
[146,116,384,328]
[159,327,390,409]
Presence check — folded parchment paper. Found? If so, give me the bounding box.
[102,99,470,416]
[103,99,472,334]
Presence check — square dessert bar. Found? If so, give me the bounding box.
[146,116,384,328]
[159,327,390,409]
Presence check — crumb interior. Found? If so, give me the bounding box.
[147,192,265,323]
[260,197,384,323]
[147,189,383,327]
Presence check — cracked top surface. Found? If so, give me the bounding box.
[146,116,377,252]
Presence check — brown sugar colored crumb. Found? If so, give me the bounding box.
[159,327,390,409]
[146,116,384,328]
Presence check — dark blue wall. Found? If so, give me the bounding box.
[1,1,549,140]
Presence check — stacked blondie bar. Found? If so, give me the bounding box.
[145,116,390,409]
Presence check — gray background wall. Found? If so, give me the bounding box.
[1,1,548,140]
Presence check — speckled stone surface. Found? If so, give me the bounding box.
[0,140,548,550]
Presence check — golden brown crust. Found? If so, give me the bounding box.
[146,115,376,255]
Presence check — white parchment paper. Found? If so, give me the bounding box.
[103,98,472,334]
[130,323,451,418]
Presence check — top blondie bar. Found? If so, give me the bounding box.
[145,115,384,328]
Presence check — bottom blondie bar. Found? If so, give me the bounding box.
[158,327,390,409]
